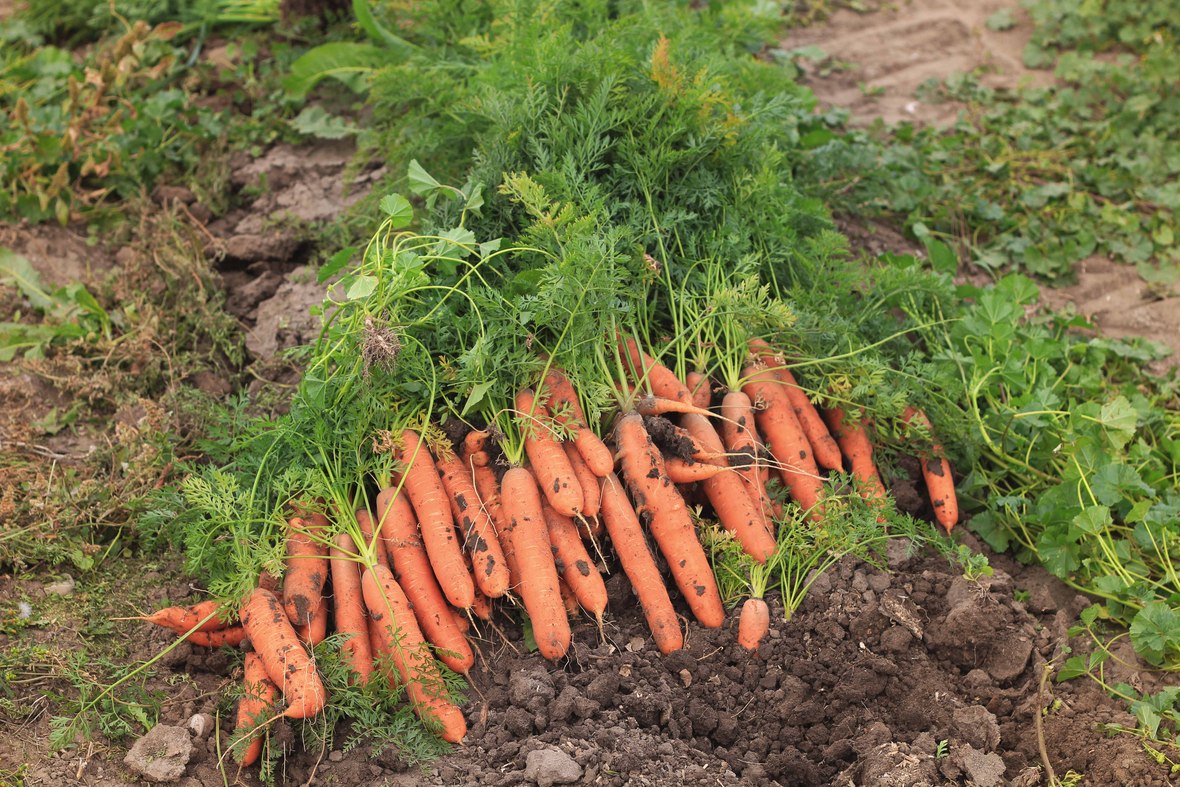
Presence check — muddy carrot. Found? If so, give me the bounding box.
[282,516,329,627]
[541,369,614,477]
[233,651,277,766]
[542,500,607,625]
[902,406,958,532]
[130,599,230,634]
[294,593,328,646]
[188,627,247,648]
[720,391,780,520]
[742,364,824,520]
[822,405,887,502]
[437,451,511,599]
[663,457,729,483]
[618,335,694,406]
[240,588,327,719]
[749,339,842,470]
[517,388,585,516]
[737,597,770,652]
[635,395,712,417]
[330,531,372,684]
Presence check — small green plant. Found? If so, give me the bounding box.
[935,738,949,759]
[954,544,993,582]
[0,249,111,360]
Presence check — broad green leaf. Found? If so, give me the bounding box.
[379,194,413,228]
[407,160,443,196]
[0,248,54,310]
[460,381,495,418]
[318,246,357,283]
[1129,602,1180,667]
[1098,396,1137,449]
[289,106,358,139]
[346,275,377,300]
[283,43,387,99]
[1071,505,1111,535]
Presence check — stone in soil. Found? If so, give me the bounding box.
[122,724,193,783]
[523,746,583,786]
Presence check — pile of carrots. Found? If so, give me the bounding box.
[133,337,958,764]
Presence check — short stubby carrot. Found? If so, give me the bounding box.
[618,335,693,406]
[822,405,887,502]
[436,452,510,599]
[902,406,959,531]
[737,597,770,652]
[680,413,776,563]
[330,531,372,684]
[234,651,277,767]
[541,500,607,625]
[133,599,231,634]
[376,488,475,675]
[282,516,329,628]
[240,588,327,719]
[362,564,467,743]
[598,473,683,654]
[516,388,584,517]
[742,365,824,520]
[499,466,571,660]
[398,429,474,609]
[188,627,247,648]
[542,369,613,477]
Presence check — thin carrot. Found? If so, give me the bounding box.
[749,339,842,470]
[362,564,467,743]
[129,599,230,634]
[233,651,277,767]
[499,466,571,660]
[516,388,584,516]
[822,405,887,502]
[398,429,474,609]
[598,472,683,654]
[686,371,711,409]
[188,627,247,648]
[468,461,519,588]
[635,395,712,418]
[282,516,329,627]
[618,335,693,406]
[558,576,580,619]
[680,413,776,563]
[737,597,770,652]
[542,369,614,477]
[330,531,373,684]
[541,500,607,625]
[663,457,728,483]
[720,391,780,520]
[240,588,327,719]
[376,488,475,675]
[436,451,511,599]
[471,586,493,622]
[902,406,958,532]
[563,442,602,519]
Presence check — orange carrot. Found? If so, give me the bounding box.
[737,597,770,652]
[749,339,842,471]
[188,627,247,648]
[558,576,580,618]
[468,461,519,589]
[635,395,712,417]
[499,466,571,660]
[680,413,777,563]
[542,369,614,477]
[687,371,711,409]
[563,442,602,519]
[743,364,824,519]
[598,472,683,654]
[464,429,489,458]
[132,599,230,634]
[356,508,389,571]
[436,452,511,599]
[902,406,958,532]
[282,516,329,627]
[376,488,475,675]
[663,457,729,483]
[720,391,780,521]
[618,335,693,406]
[233,651,276,766]
[240,588,327,719]
[471,586,493,622]
[541,500,607,625]
[294,593,328,646]
[822,405,887,502]
[615,413,725,627]
[362,564,467,743]
[398,429,474,609]
[330,531,372,684]
[642,415,728,465]
[516,388,585,516]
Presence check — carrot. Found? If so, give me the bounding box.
[240,588,327,719]
[598,472,683,654]
[558,576,580,619]
[642,415,727,465]
[362,564,467,743]
[436,452,511,599]
[282,516,329,627]
[743,364,824,519]
[188,627,247,648]
[542,369,614,477]
[471,586,494,622]
[330,531,372,684]
[398,429,474,609]
[563,442,602,519]
[618,335,693,406]
[376,488,475,675]
[680,413,777,563]
[635,395,712,417]
[541,500,607,625]
[467,461,519,588]
[902,406,958,532]
[356,508,389,571]
[499,466,571,660]
[464,429,489,458]
[822,405,887,502]
[294,593,329,646]
[737,597,770,652]
[749,339,842,471]
[130,599,230,634]
[451,608,471,635]
[516,388,584,516]
[663,457,728,483]
[720,391,780,520]
[233,651,277,766]
[687,371,711,409]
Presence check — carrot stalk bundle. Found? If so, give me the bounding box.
[282,516,329,627]
[240,588,328,719]
[737,597,770,652]
[233,651,277,766]
[598,473,683,654]
[330,531,373,684]
[499,466,571,660]
[542,369,614,477]
[356,508,389,571]
[436,452,511,599]
[398,429,474,609]
[362,564,467,743]
[902,406,958,532]
[541,500,607,625]
[376,488,475,675]
[516,388,585,517]
[615,413,725,627]
[680,413,776,563]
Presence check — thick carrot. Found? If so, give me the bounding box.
[687,371,711,409]
[330,531,373,684]
[563,442,602,519]
[436,452,510,599]
[902,407,958,532]
[188,627,247,648]
[749,339,842,471]
[720,391,780,520]
[598,473,683,654]
[742,365,824,519]
[664,457,728,483]
[132,599,230,634]
[737,597,770,652]
[294,594,328,646]
[499,466,570,660]
[516,388,584,517]
[282,516,329,627]
[615,413,725,627]
[398,429,474,609]
[635,395,712,417]
[541,500,607,625]
[240,589,327,719]
[618,336,693,406]
[542,369,614,477]
[680,413,777,563]
[233,651,276,766]
[822,405,887,502]
[376,488,475,675]
[362,564,467,743]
